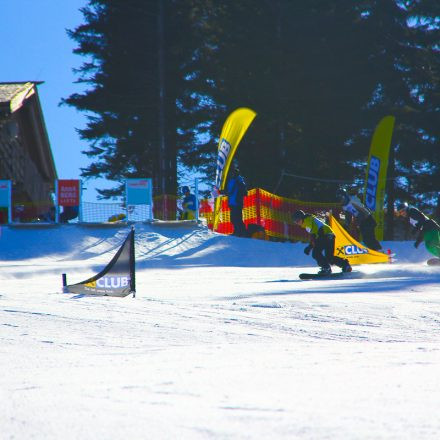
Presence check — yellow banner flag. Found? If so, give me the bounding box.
[330,214,390,265]
[213,108,257,231]
[363,116,395,240]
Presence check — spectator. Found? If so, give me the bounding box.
[181,186,197,220]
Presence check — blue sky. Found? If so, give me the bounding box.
[1,0,114,202]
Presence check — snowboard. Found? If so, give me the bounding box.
[427,258,440,266]
[299,271,351,280]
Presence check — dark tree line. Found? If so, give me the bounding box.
[63,0,439,220]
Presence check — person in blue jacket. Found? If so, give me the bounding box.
[181,186,197,220]
[225,165,247,236]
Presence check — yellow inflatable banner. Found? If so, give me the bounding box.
[213,107,257,231]
[363,116,395,240]
[330,214,390,265]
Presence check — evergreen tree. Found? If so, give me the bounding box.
[64,0,438,215]
[401,1,440,211]
[178,0,438,210]
[177,1,379,200]
[347,1,439,235]
[63,0,180,197]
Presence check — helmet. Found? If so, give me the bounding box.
[182,186,190,194]
[396,202,409,215]
[292,209,306,222]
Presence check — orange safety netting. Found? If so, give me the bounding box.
[200,188,344,242]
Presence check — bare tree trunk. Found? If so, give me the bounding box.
[385,143,395,240]
[157,0,166,195]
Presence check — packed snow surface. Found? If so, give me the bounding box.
[1,222,440,439]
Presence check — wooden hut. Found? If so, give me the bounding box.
[0,81,57,221]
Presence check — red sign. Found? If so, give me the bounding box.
[58,180,80,206]
[127,179,150,188]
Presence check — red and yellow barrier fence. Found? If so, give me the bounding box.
[200,188,343,242]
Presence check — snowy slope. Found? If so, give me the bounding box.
[1,222,440,440]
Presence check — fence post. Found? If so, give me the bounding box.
[195,178,199,222]
[55,180,60,223]
[7,180,12,224]
[78,180,83,222]
[0,180,12,224]
[255,188,261,226]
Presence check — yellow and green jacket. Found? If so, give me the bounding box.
[300,215,334,238]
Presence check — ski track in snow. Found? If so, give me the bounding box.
[1,222,440,439]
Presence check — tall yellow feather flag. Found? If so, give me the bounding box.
[363,116,395,240]
[329,214,390,265]
[213,108,257,231]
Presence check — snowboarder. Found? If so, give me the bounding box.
[336,188,382,251]
[181,186,197,220]
[225,165,247,237]
[293,209,352,274]
[397,203,440,259]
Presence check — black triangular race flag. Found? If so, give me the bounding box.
[64,227,136,297]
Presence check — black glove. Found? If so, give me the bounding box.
[304,245,313,255]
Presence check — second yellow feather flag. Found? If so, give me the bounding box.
[363,116,395,241]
